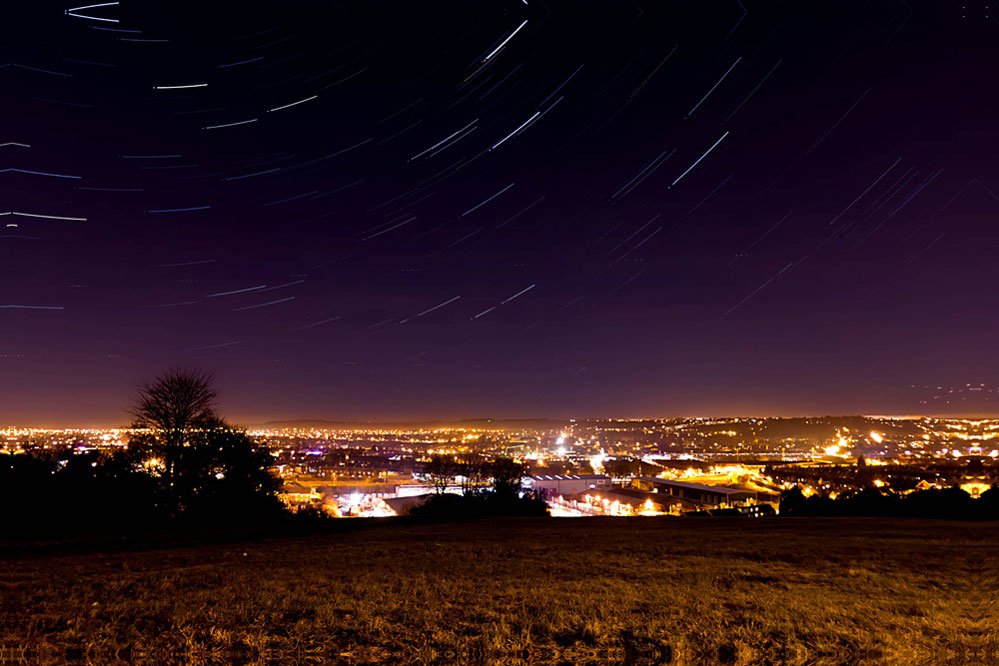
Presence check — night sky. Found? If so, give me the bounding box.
[3,0,999,425]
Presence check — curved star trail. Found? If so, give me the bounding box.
[3,0,998,422]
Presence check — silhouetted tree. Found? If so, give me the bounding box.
[488,457,525,498]
[410,455,547,518]
[171,424,283,520]
[778,483,992,519]
[129,368,282,521]
[425,454,457,494]
[779,486,808,515]
[842,486,897,516]
[457,454,486,495]
[978,485,999,519]
[0,446,159,534]
[130,368,218,510]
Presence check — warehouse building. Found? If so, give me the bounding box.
[526,474,611,498]
[634,477,757,507]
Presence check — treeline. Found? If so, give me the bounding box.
[780,485,999,519]
[0,433,283,534]
[2,370,284,536]
[413,454,547,517]
[1,369,547,536]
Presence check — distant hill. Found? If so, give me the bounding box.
[253,417,571,431]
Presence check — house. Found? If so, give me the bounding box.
[279,481,320,506]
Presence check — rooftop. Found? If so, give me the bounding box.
[638,477,753,495]
[530,474,610,481]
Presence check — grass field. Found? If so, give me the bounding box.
[2,518,997,664]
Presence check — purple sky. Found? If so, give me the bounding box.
[4,0,999,425]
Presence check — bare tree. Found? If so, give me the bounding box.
[130,368,219,496]
[425,454,457,494]
[128,368,282,520]
[457,453,486,495]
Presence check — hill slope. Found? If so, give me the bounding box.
[2,518,996,664]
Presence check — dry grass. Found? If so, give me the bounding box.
[2,518,997,664]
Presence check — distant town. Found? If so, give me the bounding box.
[6,415,997,518]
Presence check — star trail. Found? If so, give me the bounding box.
[3,0,999,424]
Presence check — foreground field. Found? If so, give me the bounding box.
[2,518,997,665]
